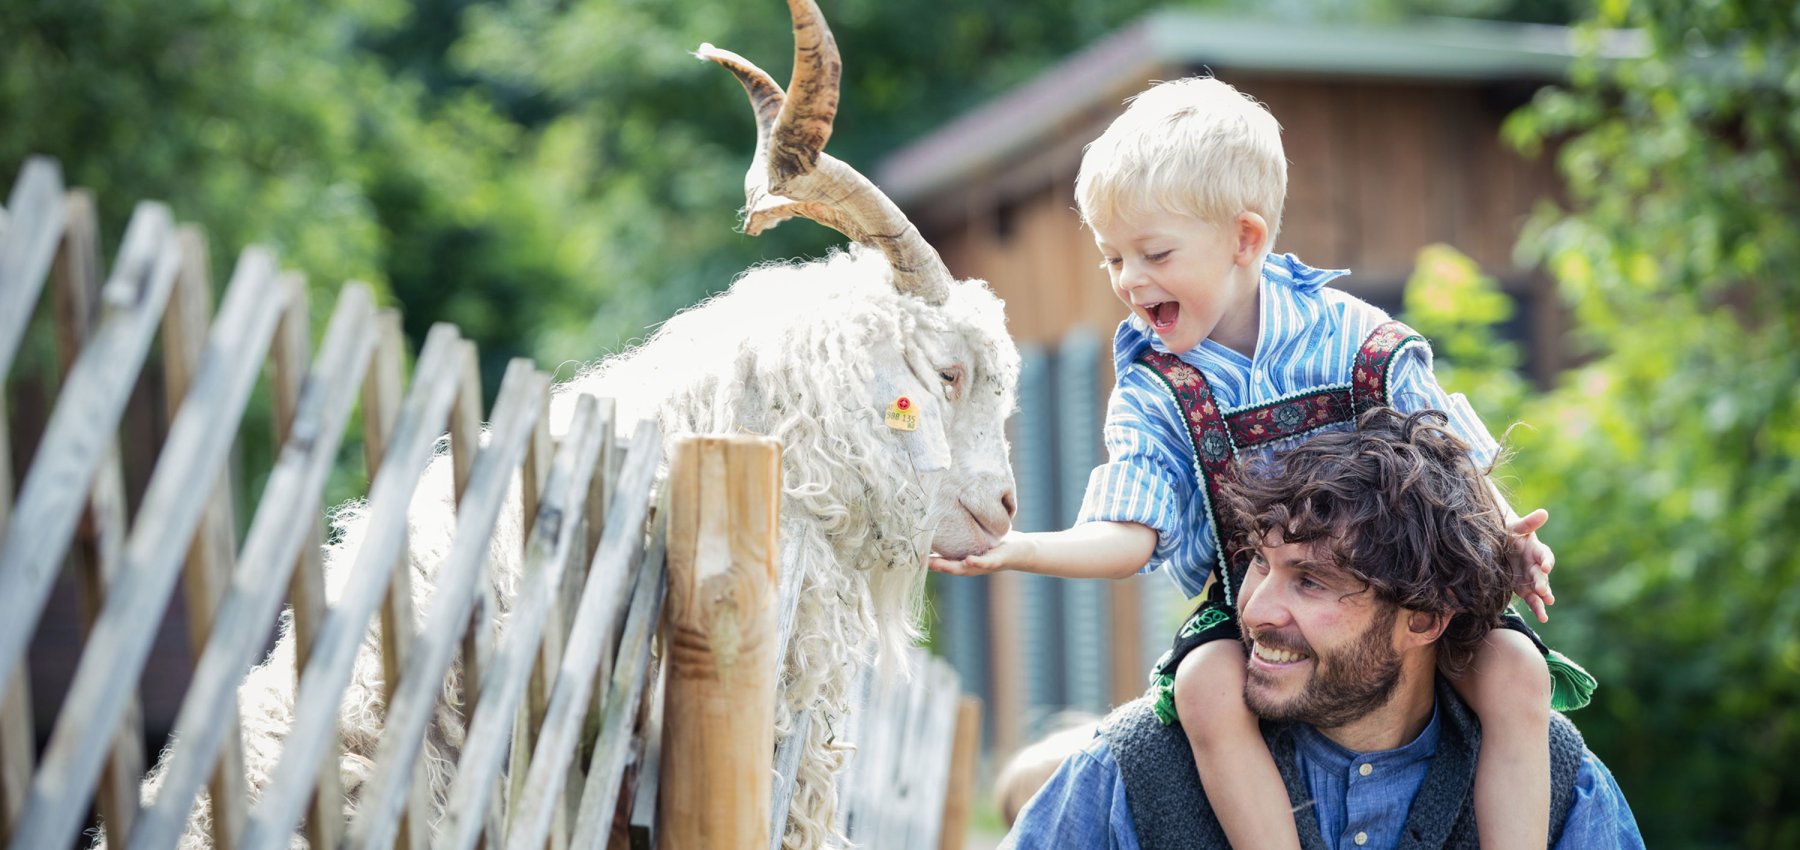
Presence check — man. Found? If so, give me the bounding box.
[1003,409,1644,849]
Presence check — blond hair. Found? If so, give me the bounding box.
[1075,77,1287,245]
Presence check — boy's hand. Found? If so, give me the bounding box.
[1508,508,1556,622]
[929,530,1037,576]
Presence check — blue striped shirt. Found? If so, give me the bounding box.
[1077,253,1501,598]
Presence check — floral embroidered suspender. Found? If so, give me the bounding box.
[1135,320,1425,606]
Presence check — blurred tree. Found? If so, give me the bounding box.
[1404,1,1800,845]
[0,0,607,396]
[2,0,1582,380]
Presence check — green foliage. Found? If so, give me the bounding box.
[1402,244,1532,424]
[1409,1,1800,844]
[2,0,1573,383]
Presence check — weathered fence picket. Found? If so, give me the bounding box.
[127,283,380,850]
[48,187,143,846]
[14,242,288,850]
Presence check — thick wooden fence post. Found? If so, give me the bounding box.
[937,696,982,850]
[660,436,779,850]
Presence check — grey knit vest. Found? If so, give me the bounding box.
[1103,678,1585,850]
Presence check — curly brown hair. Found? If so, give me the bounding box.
[1219,407,1514,676]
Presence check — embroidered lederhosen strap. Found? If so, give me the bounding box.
[1350,320,1426,416]
[1134,320,1425,606]
[1136,351,1244,605]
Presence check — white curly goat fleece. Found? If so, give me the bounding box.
[130,245,1020,850]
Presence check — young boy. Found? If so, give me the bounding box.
[932,77,1593,850]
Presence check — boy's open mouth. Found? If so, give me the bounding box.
[1146,301,1180,332]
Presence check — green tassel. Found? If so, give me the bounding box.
[1150,674,1181,726]
[1546,649,1597,712]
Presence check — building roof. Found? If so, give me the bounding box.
[875,10,1644,207]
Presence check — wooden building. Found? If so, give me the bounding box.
[877,11,1617,760]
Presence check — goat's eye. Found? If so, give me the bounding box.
[938,365,966,400]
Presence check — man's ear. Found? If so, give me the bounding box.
[1404,609,1451,648]
[1234,212,1269,265]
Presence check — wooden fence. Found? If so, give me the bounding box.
[0,156,979,849]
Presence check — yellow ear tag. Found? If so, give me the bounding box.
[885,396,920,432]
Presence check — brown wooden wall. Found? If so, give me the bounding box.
[915,69,1566,375]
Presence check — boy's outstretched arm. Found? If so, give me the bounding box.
[929,520,1156,581]
[1488,479,1557,622]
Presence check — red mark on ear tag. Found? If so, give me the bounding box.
[885,396,919,431]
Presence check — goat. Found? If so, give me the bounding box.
[131,1,1019,848]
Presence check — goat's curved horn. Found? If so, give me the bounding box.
[697,0,953,306]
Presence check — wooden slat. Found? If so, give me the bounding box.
[584,399,617,563]
[274,276,346,850]
[510,382,557,843]
[836,654,964,850]
[657,435,780,850]
[438,419,660,850]
[506,418,664,850]
[0,675,24,845]
[0,200,176,704]
[568,521,668,850]
[127,284,378,850]
[1,176,87,839]
[626,662,666,850]
[0,418,19,845]
[521,383,554,549]
[461,577,504,850]
[446,340,503,849]
[13,245,288,849]
[237,323,468,850]
[936,697,982,850]
[571,397,617,771]
[50,190,141,848]
[767,710,810,850]
[766,412,810,848]
[47,192,99,380]
[0,156,66,381]
[343,359,547,850]
[912,661,962,850]
[165,227,252,848]
[360,312,431,850]
[838,665,884,844]
[560,397,619,850]
[449,341,482,506]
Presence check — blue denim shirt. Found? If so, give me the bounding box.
[1001,702,1646,850]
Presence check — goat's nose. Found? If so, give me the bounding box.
[1000,489,1018,519]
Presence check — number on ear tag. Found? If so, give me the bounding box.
[885,396,919,431]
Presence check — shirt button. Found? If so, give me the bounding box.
[1359,763,1373,776]
[1355,832,1369,846]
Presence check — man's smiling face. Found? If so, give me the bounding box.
[1237,534,1407,729]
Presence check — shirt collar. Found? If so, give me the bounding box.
[1287,697,1443,774]
[1109,252,1350,374]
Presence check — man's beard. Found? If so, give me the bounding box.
[1243,606,1403,729]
